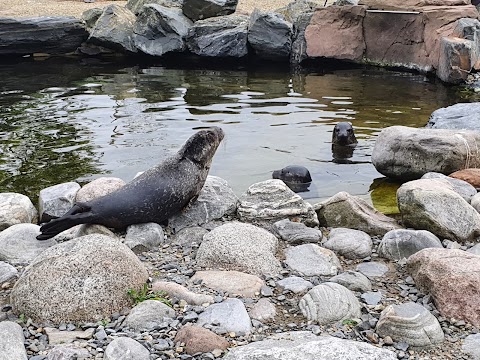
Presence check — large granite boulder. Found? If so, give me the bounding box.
[88,5,137,53]
[247,10,292,61]
[75,177,126,203]
[0,17,87,56]
[133,4,192,56]
[0,193,38,231]
[397,179,480,243]
[427,102,480,130]
[407,248,480,326]
[185,15,248,57]
[314,192,400,236]
[182,0,238,22]
[10,234,148,324]
[238,179,319,231]
[372,126,480,180]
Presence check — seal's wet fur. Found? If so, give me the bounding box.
[332,122,357,146]
[37,127,224,240]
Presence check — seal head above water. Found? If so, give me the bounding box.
[272,165,312,193]
[37,126,225,240]
[332,122,357,146]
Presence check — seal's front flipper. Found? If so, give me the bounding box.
[37,203,92,240]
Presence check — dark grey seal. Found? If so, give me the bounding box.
[272,165,312,193]
[332,122,357,163]
[37,127,225,240]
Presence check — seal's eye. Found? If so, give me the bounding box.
[348,129,353,133]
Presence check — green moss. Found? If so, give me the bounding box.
[369,177,402,215]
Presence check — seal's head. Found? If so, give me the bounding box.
[180,126,225,168]
[332,122,357,146]
[272,165,312,192]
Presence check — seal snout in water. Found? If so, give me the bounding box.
[332,122,357,146]
[37,126,225,240]
[272,165,312,193]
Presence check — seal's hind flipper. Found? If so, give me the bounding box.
[37,203,92,240]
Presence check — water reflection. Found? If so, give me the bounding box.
[0,58,460,205]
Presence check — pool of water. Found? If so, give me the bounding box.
[0,58,465,207]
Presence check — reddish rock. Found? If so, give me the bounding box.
[359,0,470,11]
[407,248,480,326]
[304,6,366,61]
[174,325,229,355]
[437,36,473,83]
[449,168,480,188]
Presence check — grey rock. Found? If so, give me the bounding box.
[238,179,319,232]
[127,0,181,15]
[125,222,164,254]
[276,276,313,294]
[356,262,389,278]
[323,227,372,259]
[10,234,148,324]
[185,15,249,58]
[81,7,103,31]
[0,224,56,265]
[183,0,238,21]
[104,337,150,360]
[376,302,444,347]
[133,4,192,56]
[437,36,473,84]
[0,193,38,231]
[314,192,400,236]
[285,243,341,276]
[335,0,359,4]
[44,327,95,345]
[272,219,322,244]
[290,11,314,64]
[46,345,91,360]
[378,229,443,261]
[0,261,18,285]
[88,5,137,53]
[197,298,252,335]
[75,223,118,239]
[38,182,80,223]
[0,17,87,56]
[223,331,397,359]
[329,270,372,292]
[397,179,480,243]
[0,321,27,360]
[123,299,175,331]
[467,243,480,255]
[170,226,208,246]
[462,333,480,360]
[299,283,361,325]
[276,0,320,24]
[152,280,214,305]
[421,172,477,203]
[169,176,238,232]
[75,177,125,203]
[361,291,382,305]
[372,126,480,180]
[196,222,281,276]
[249,298,276,322]
[191,270,264,298]
[427,102,480,130]
[471,192,480,213]
[247,9,292,61]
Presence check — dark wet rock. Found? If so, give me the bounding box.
[197,298,252,335]
[174,325,230,355]
[104,337,149,360]
[372,126,480,180]
[290,12,314,64]
[323,227,373,259]
[276,276,313,294]
[329,270,372,292]
[190,270,264,297]
[314,192,400,236]
[378,229,443,261]
[182,0,238,22]
[376,302,444,347]
[408,248,480,327]
[0,224,56,265]
[132,4,192,56]
[247,9,292,61]
[285,243,341,276]
[0,321,27,360]
[88,5,137,53]
[185,15,248,57]
[39,182,80,223]
[123,300,175,331]
[75,177,125,203]
[0,17,87,56]
[10,234,148,324]
[427,102,480,130]
[421,172,477,203]
[196,222,281,276]
[152,281,214,305]
[272,219,322,244]
[397,179,480,243]
[0,192,38,231]
[223,331,397,359]
[299,282,361,325]
[356,261,389,278]
[82,7,103,31]
[249,298,276,322]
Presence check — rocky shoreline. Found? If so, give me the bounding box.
[2,103,480,359]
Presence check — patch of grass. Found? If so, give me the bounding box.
[342,319,359,326]
[127,283,172,307]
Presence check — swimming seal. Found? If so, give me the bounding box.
[37,126,225,240]
[272,165,312,193]
[332,122,357,146]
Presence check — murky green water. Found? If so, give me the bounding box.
[0,58,466,207]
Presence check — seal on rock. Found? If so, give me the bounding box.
[37,127,225,240]
[272,165,312,193]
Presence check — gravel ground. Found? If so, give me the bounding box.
[0,0,296,18]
